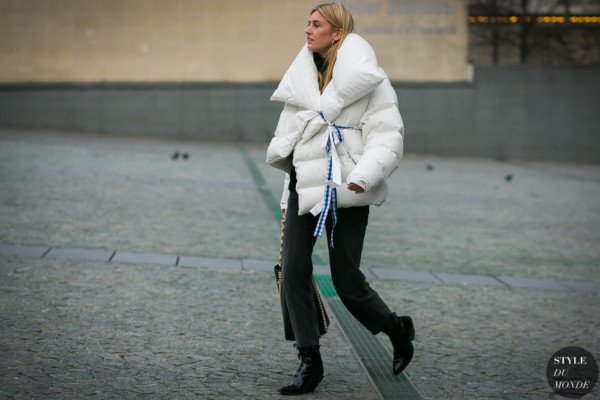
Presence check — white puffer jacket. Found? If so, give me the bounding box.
[266,33,404,216]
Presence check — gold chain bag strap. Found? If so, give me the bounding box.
[274,209,330,340]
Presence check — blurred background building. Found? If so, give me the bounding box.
[0,0,598,161]
[469,0,600,65]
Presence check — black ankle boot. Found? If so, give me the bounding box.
[382,312,415,375]
[278,344,324,396]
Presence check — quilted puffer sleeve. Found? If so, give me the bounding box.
[346,78,404,192]
[266,103,300,173]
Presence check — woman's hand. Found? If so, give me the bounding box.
[347,182,365,194]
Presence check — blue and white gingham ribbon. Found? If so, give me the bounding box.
[311,111,361,247]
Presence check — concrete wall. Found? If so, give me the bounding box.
[1,66,599,162]
[397,66,600,162]
[0,0,468,83]
[0,82,281,142]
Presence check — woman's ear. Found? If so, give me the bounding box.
[334,29,342,42]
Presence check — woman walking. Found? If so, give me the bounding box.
[266,2,415,396]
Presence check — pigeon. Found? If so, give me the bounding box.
[182,153,189,160]
[172,151,180,160]
[505,174,513,182]
[426,164,434,171]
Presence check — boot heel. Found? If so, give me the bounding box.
[401,316,415,341]
[278,345,324,395]
[390,315,416,375]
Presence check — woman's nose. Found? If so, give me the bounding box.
[304,26,311,35]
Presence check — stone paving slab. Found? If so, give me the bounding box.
[433,272,506,287]
[313,264,332,276]
[0,243,49,258]
[112,251,178,266]
[179,255,242,270]
[496,276,570,291]
[559,281,600,293]
[371,268,440,284]
[0,255,379,400]
[45,246,114,262]
[361,268,378,280]
[4,242,600,295]
[240,259,374,279]
[242,259,275,272]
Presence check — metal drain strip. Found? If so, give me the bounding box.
[328,298,424,400]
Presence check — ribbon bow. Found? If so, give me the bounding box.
[311,112,360,247]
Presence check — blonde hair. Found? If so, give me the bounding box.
[310,2,354,92]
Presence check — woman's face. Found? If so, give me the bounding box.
[304,11,341,56]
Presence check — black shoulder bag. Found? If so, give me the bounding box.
[274,210,330,340]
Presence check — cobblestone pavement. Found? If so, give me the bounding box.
[0,129,281,261]
[375,279,600,399]
[0,255,377,400]
[2,253,598,399]
[1,129,599,399]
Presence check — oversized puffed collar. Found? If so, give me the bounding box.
[270,33,385,123]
